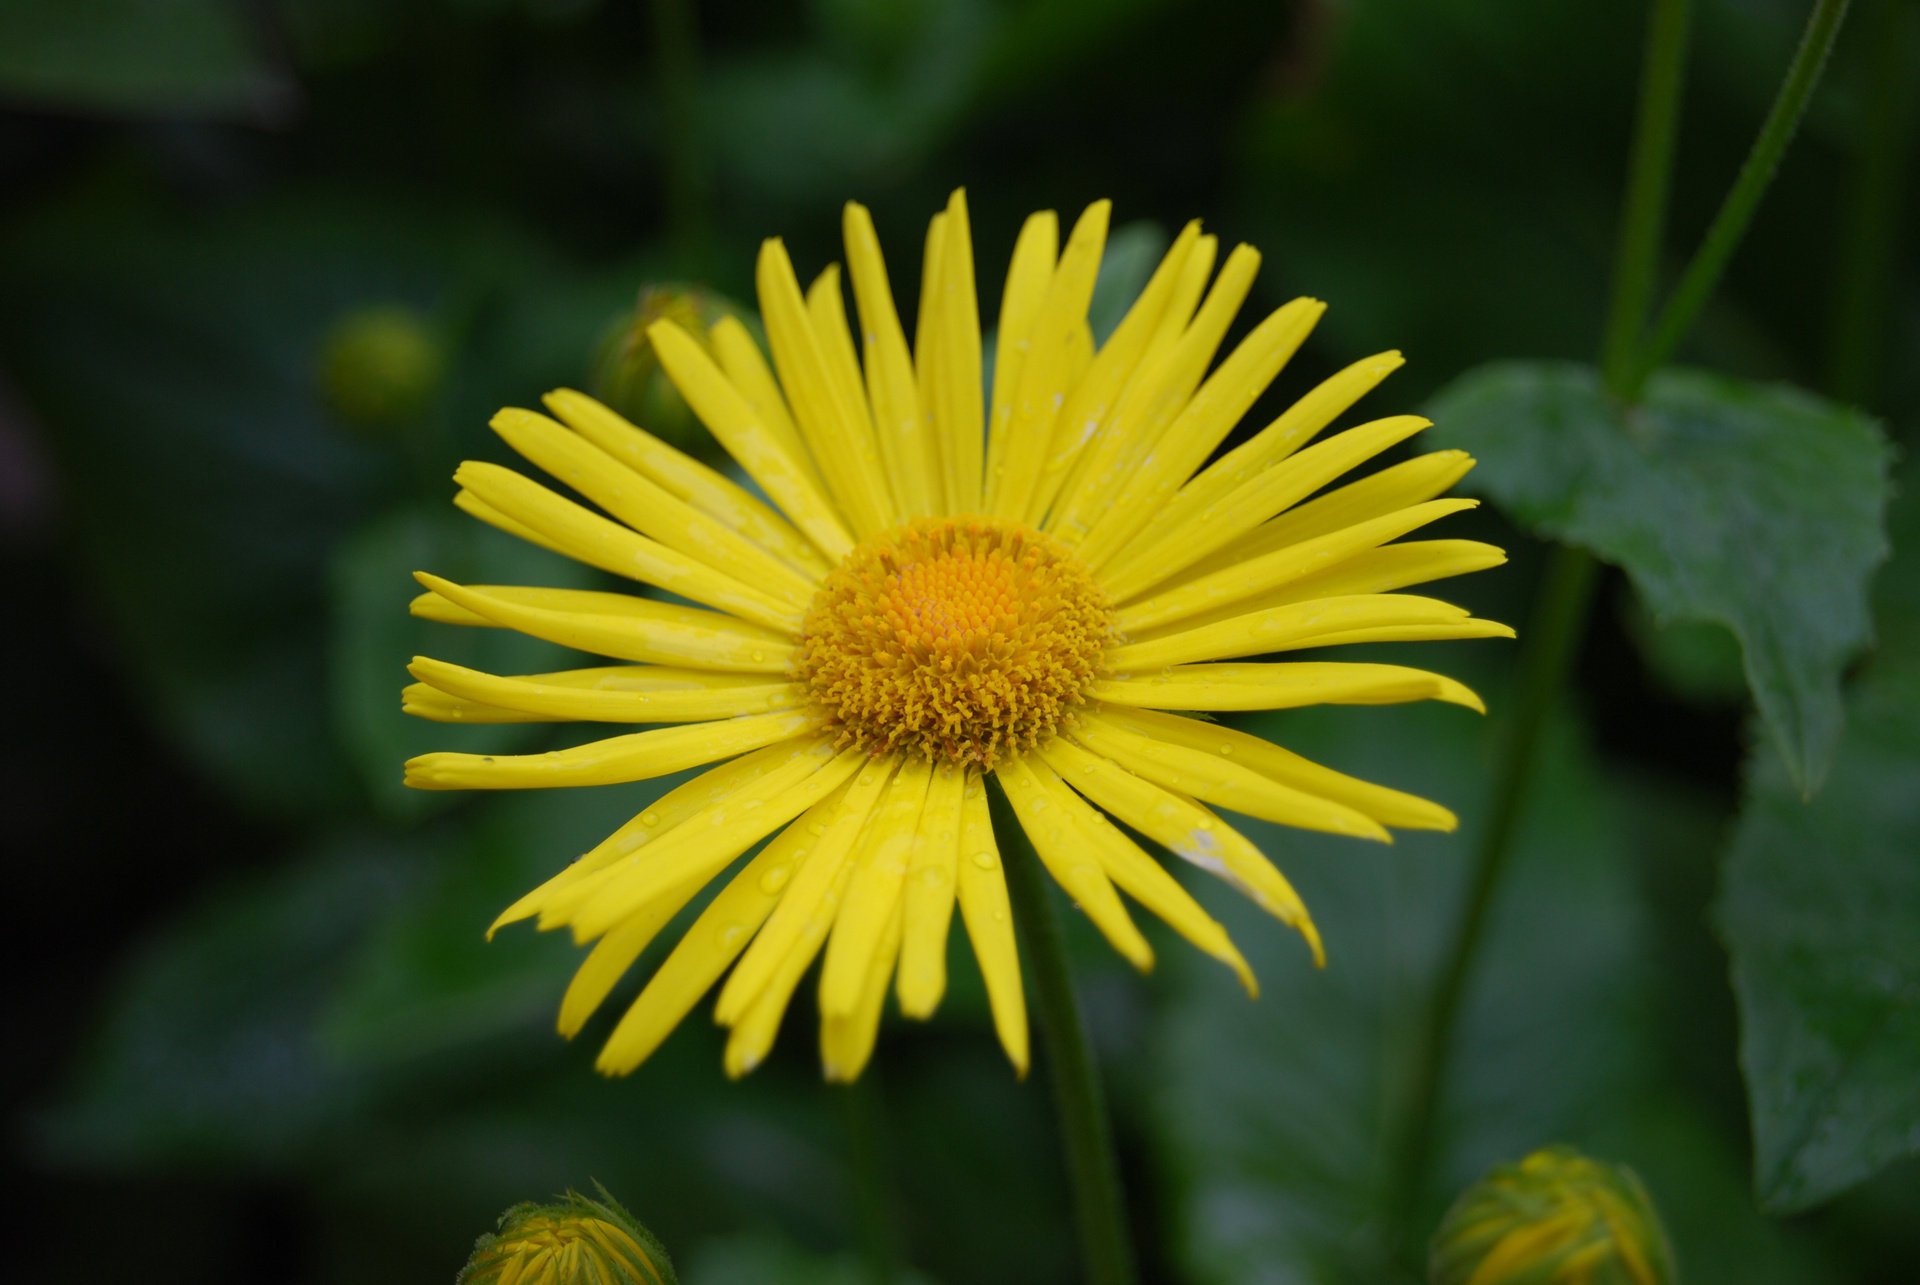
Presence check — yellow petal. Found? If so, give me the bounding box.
[820,900,903,1083]
[715,754,899,1024]
[543,387,829,577]
[986,209,1060,515]
[996,752,1154,972]
[411,574,795,672]
[490,405,816,605]
[1035,737,1324,965]
[820,757,932,1017]
[403,708,817,791]
[650,318,855,560]
[1106,593,1510,671]
[1093,661,1484,714]
[926,189,986,514]
[843,202,937,518]
[406,656,804,723]
[897,761,965,1018]
[1070,710,1390,842]
[1253,539,1509,607]
[455,460,801,632]
[1093,704,1459,832]
[723,849,857,1079]
[953,768,1028,1074]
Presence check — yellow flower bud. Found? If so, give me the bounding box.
[460,1184,677,1285]
[589,284,742,455]
[317,304,446,430]
[1430,1146,1676,1285]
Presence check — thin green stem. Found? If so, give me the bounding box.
[1386,546,1602,1258]
[1627,0,1853,396]
[992,785,1136,1285]
[840,1074,906,1284]
[1823,0,1915,405]
[651,0,711,268]
[1601,0,1692,396]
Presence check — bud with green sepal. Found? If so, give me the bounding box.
[318,303,446,432]
[1430,1145,1677,1285]
[589,284,746,457]
[460,1182,677,1285]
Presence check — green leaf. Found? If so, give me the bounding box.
[1719,662,1920,1213]
[0,0,285,117]
[1150,694,1849,1283]
[1429,361,1892,792]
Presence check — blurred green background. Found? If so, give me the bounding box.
[3,0,1916,1281]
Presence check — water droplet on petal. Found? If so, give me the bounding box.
[970,850,998,870]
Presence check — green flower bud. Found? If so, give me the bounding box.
[460,1184,677,1285]
[589,284,741,456]
[1431,1146,1676,1285]
[318,303,446,430]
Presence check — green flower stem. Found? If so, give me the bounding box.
[1601,0,1692,396]
[840,1074,907,1284]
[1388,544,1602,1257]
[1823,0,1915,405]
[651,0,711,269]
[1627,0,1853,397]
[993,786,1136,1285]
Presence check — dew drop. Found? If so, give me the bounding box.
[970,850,998,870]
[716,922,747,950]
[640,811,661,828]
[751,649,766,662]
[760,865,793,894]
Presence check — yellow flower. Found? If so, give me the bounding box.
[1430,1146,1676,1285]
[404,191,1509,1080]
[460,1185,675,1285]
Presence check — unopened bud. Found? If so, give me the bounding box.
[460,1184,677,1285]
[318,304,445,430]
[589,284,741,455]
[1431,1145,1676,1285]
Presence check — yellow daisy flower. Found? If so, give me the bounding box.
[403,190,1510,1081]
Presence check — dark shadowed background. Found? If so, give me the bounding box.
[3,1,1916,1281]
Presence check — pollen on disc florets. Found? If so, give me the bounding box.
[797,517,1114,769]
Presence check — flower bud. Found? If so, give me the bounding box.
[1431,1145,1676,1285]
[318,303,445,431]
[460,1184,677,1285]
[589,284,741,455]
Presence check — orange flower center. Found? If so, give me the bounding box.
[797,517,1113,768]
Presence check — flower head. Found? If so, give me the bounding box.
[404,190,1509,1080]
[1431,1146,1676,1285]
[460,1185,675,1285]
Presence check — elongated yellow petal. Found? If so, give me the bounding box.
[1018,754,1256,993]
[406,656,804,723]
[897,761,965,1017]
[1035,736,1323,964]
[821,900,902,1083]
[806,264,879,457]
[1076,296,1322,564]
[455,460,801,632]
[411,574,795,672]
[650,319,855,561]
[986,199,1110,520]
[843,202,936,518]
[757,239,894,536]
[557,875,706,1039]
[1106,414,1433,601]
[1093,704,1459,831]
[1117,498,1479,634]
[1133,349,1405,551]
[997,753,1154,971]
[928,189,986,513]
[954,768,1027,1074]
[1024,221,1202,524]
[453,489,571,558]
[404,708,816,791]
[986,210,1059,515]
[552,746,866,941]
[1052,241,1260,545]
[543,387,829,577]
[1255,539,1509,606]
[491,741,812,934]
[1181,449,1476,581]
[820,758,931,1017]
[593,817,818,1074]
[715,754,898,1025]
[1070,710,1389,841]
[490,406,816,605]
[1093,661,1484,714]
[1108,593,1510,671]
[724,851,856,1079]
